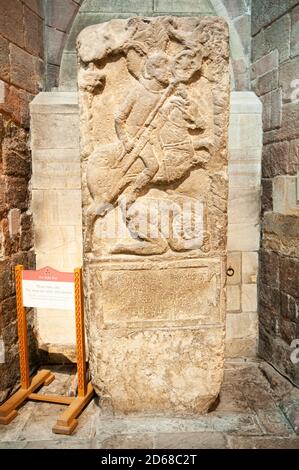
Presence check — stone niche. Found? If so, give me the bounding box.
[77,16,229,414]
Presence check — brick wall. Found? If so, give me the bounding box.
[0,0,44,401]
[251,0,299,384]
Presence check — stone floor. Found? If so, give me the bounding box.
[0,359,299,449]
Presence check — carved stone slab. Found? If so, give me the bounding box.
[78,16,229,414]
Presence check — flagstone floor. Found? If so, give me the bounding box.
[0,359,299,449]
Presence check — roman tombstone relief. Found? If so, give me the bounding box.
[77,16,229,414]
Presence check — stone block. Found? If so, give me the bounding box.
[0,260,14,302]
[261,89,282,131]
[8,209,21,238]
[228,188,260,224]
[252,15,291,64]
[32,149,81,189]
[242,284,257,312]
[45,26,66,66]
[24,5,44,58]
[227,285,241,312]
[0,0,24,47]
[251,50,279,81]
[229,113,263,149]
[0,35,10,82]
[100,434,154,449]
[5,176,29,211]
[45,63,60,91]
[259,282,280,313]
[227,252,241,285]
[262,141,290,178]
[230,91,262,114]
[229,436,299,449]
[83,0,154,13]
[251,0,298,35]
[32,189,82,227]
[153,431,227,449]
[31,112,79,149]
[242,252,258,284]
[289,140,299,174]
[78,16,229,412]
[228,161,261,188]
[279,57,299,103]
[252,69,278,97]
[279,255,299,299]
[227,223,260,252]
[226,312,258,340]
[23,0,44,18]
[233,15,251,56]
[10,44,41,94]
[273,175,299,215]
[225,337,257,358]
[59,53,78,91]
[291,5,299,57]
[259,304,278,335]
[261,178,273,214]
[259,249,279,288]
[280,292,298,322]
[46,0,79,31]
[154,0,213,13]
[278,317,298,344]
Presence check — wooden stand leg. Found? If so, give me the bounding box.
[52,382,94,435]
[0,370,55,425]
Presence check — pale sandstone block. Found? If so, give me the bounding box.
[32,149,81,190]
[229,114,262,150]
[227,285,241,312]
[226,252,241,285]
[228,188,260,224]
[226,312,258,340]
[225,337,257,358]
[78,16,230,414]
[228,223,260,252]
[242,252,258,284]
[242,284,257,312]
[36,309,76,345]
[31,113,79,149]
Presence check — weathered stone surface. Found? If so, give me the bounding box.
[251,50,279,81]
[261,178,273,214]
[252,15,291,64]
[0,35,10,82]
[252,69,278,97]
[263,213,299,257]
[291,5,299,58]
[279,57,299,103]
[251,0,298,36]
[10,44,41,95]
[24,5,44,58]
[262,141,289,178]
[261,89,282,131]
[0,0,24,48]
[78,16,229,414]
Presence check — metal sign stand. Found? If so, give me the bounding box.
[0,265,94,435]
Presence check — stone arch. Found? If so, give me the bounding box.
[49,0,250,91]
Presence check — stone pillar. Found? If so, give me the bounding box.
[78,17,230,414]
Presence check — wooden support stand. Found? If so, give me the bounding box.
[0,266,94,435]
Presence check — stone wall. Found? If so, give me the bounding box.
[0,0,44,401]
[42,0,252,91]
[30,91,262,361]
[251,0,299,384]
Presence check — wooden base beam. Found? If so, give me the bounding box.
[52,382,94,435]
[0,369,55,425]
